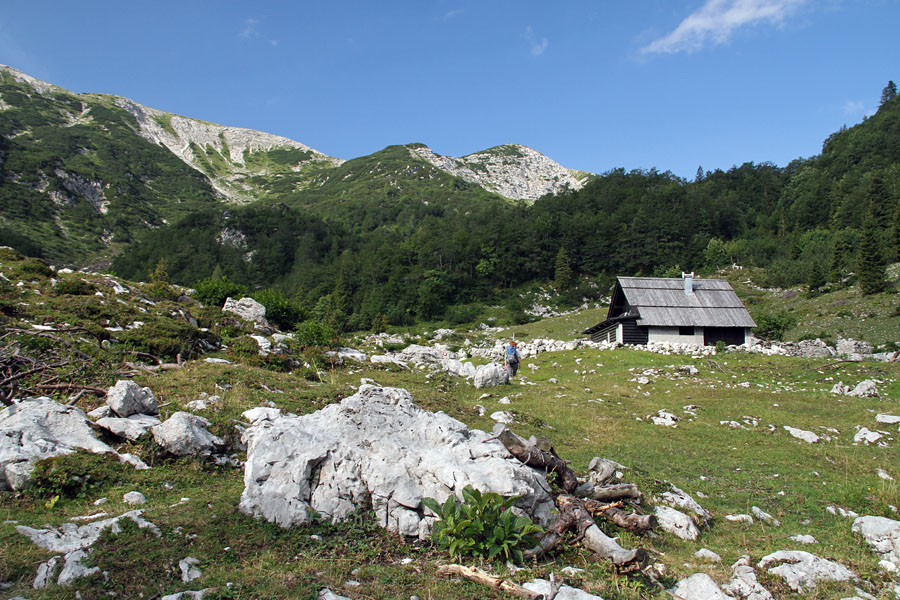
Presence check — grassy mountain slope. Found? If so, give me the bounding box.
[0,67,221,265]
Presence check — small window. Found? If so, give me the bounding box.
[679,326,694,336]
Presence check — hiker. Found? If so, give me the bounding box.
[505,341,521,379]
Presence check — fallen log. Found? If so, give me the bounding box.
[437,564,543,600]
[575,482,641,502]
[585,502,656,533]
[495,425,579,492]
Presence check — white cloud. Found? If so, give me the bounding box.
[443,9,464,20]
[238,18,260,39]
[524,26,549,57]
[641,0,805,55]
[843,100,864,115]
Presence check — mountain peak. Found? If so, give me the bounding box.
[408,143,590,202]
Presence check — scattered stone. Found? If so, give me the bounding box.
[160,589,213,600]
[96,414,161,441]
[852,516,900,571]
[106,380,158,417]
[848,379,880,398]
[87,405,113,419]
[827,505,859,519]
[179,557,202,583]
[831,382,851,395]
[490,411,514,424]
[669,573,732,600]
[473,363,509,388]
[241,407,283,423]
[238,386,554,538]
[751,506,780,526]
[318,590,351,600]
[650,409,679,427]
[204,358,231,364]
[853,427,885,445]
[758,550,856,592]
[123,491,146,505]
[16,510,160,553]
[837,339,873,359]
[695,548,722,562]
[659,485,713,526]
[878,468,894,481]
[726,514,754,525]
[784,426,819,444]
[222,296,268,328]
[723,555,774,600]
[33,555,62,589]
[152,412,225,459]
[524,578,605,599]
[655,506,700,540]
[876,414,900,424]
[789,534,818,544]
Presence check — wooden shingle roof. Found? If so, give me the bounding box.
[584,276,756,334]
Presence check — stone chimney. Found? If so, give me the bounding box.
[682,272,695,296]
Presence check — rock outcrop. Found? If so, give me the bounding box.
[239,385,554,538]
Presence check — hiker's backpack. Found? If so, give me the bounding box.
[506,345,518,363]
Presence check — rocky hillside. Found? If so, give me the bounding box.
[114,97,343,203]
[410,143,591,202]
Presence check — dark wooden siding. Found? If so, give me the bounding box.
[590,324,617,344]
[703,327,745,346]
[622,320,649,345]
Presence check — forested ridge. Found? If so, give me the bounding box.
[110,83,900,331]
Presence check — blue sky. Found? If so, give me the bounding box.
[1,1,897,179]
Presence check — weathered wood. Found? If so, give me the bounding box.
[495,426,579,492]
[575,482,641,502]
[557,495,648,569]
[437,564,544,600]
[583,499,657,533]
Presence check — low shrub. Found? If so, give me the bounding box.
[54,278,95,296]
[753,310,797,341]
[423,485,542,564]
[193,275,247,307]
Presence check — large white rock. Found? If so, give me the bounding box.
[95,414,161,441]
[238,386,554,538]
[758,550,856,592]
[152,413,224,458]
[222,297,269,328]
[852,516,900,570]
[473,363,509,388]
[106,380,158,417]
[655,506,700,540]
[669,573,733,600]
[0,398,133,491]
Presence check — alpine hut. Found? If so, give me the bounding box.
[583,273,756,347]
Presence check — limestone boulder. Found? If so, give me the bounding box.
[852,516,900,570]
[152,412,225,458]
[722,555,774,600]
[669,573,733,600]
[238,385,554,538]
[222,296,269,328]
[757,550,856,592]
[16,510,160,554]
[95,414,161,441]
[848,379,880,398]
[0,398,140,491]
[474,363,509,388]
[106,380,158,417]
[658,485,712,526]
[655,506,700,540]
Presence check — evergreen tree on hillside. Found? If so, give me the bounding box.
[881,80,898,107]
[554,247,574,290]
[858,214,886,294]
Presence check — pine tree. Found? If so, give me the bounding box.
[807,261,825,296]
[858,215,886,295]
[554,248,574,290]
[880,80,898,107]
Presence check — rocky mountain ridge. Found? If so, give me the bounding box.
[410,143,590,202]
[1,65,590,204]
